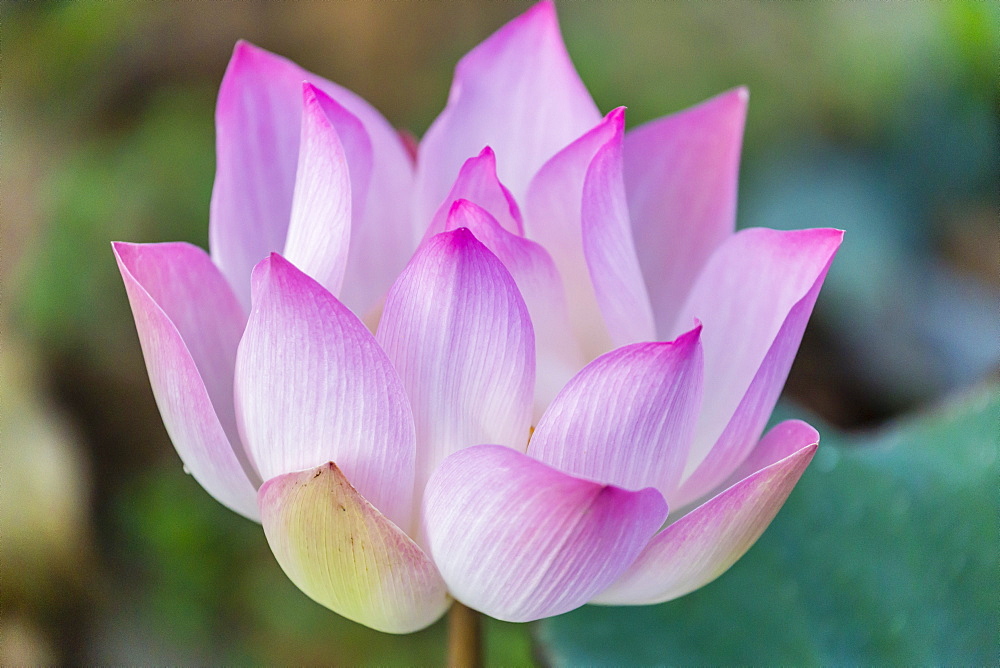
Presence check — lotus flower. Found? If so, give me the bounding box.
[113,1,841,633]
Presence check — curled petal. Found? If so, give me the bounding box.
[416,0,601,222]
[235,254,414,529]
[726,419,821,486]
[582,119,656,346]
[672,227,843,505]
[625,88,748,337]
[529,327,703,500]
[282,83,353,298]
[445,200,582,413]
[113,242,258,519]
[424,445,667,622]
[259,462,449,634]
[524,109,624,358]
[592,424,818,605]
[376,229,534,503]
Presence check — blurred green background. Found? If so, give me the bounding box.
[2,1,997,664]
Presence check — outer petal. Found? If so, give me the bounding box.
[424,147,523,240]
[112,242,258,520]
[210,41,413,313]
[524,109,623,359]
[625,88,748,337]
[445,200,582,413]
[529,327,703,500]
[259,462,449,634]
[591,425,817,605]
[376,229,534,503]
[424,445,667,622]
[281,83,353,297]
[582,119,656,346]
[235,254,414,529]
[415,1,601,222]
[725,419,820,487]
[671,228,843,506]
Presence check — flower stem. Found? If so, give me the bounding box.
[447,600,482,667]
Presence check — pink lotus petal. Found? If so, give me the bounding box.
[235,254,414,530]
[524,109,624,359]
[210,41,413,314]
[113,242,258,519]
[625,88,748,337]
[725,419,820,488]
[670,227,843,506]
[415,1,601,224]
[582,118,656,346]
[376,229,534,505]
[210,43,299,307]
[259,462,449,634]
[591,427,818,605]
[529,327,703,500]
[281,83,354,298]
[423,445,667,622]
[424,147,523,240]
[445,200,582,414]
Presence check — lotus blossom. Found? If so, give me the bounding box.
[113,1,842,633]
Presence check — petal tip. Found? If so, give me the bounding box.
[110,240,131,258]
[521,0,558,27]
[675,321,703,346]
[726,85,750,105]
[228,39,268,73]
[448,197,478,219]
[440,225,478,248]
[606,106,627,128]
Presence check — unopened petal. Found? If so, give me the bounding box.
[259,462,449,633]
[113,242,258,520]
[592,425,818,605]
[424,147,523,239]
[282,83,354,298]
[376,229,534,504]
[625,88,748,337]
[529,327,703,500]
[424,445,667,622]
[211,43,301,307]
[236,254,414,529]
[416,1,601,222]
[445,200,582,413]
[671,227,843,506]
[210,41,412,314]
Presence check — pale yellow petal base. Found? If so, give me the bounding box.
[259,462,450,633]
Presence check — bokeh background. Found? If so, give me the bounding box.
[2,1,997,664]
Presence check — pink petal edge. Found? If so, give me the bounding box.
[424,444,667,622]
[529,326,703,500]
[671,227,843,507]
[592,423,818,605]
[113,241,258,520]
